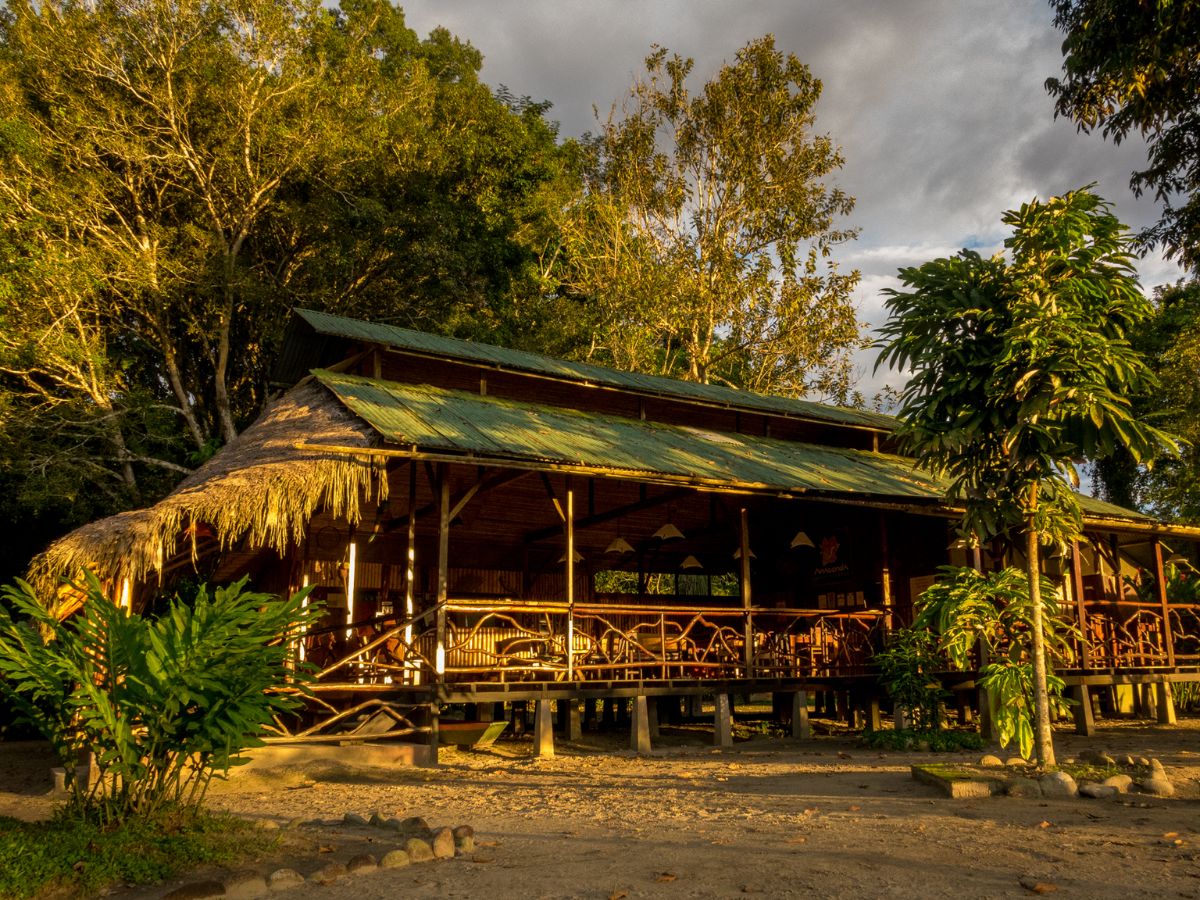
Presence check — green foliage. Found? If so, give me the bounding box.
[860,728,984,753]
[1093,280,1200,523]
[872,628,947,732]
[914,566,1077,760]
[1046,0,1200,271]
[0,574,316,823]
[560,35,862,400]
[0,810,273,899]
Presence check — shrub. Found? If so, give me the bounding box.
[872,627,947,731]
[0,573,315,823]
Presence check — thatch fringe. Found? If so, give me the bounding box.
[29,382,388,592]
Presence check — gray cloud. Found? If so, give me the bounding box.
[401,0,1185,399]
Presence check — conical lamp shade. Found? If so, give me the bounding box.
[732,547,756,560]
[557,549,584,564]
[681,555,703,571]
[605,537,635,555]
[790,531,815,549]
[654,523,685,541]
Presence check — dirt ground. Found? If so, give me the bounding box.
[2,716,1200,900]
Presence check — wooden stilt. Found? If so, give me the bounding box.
[584,698,597,730]
[566,482,575,682]
[791,691,811,740]
[631,696,652,754]
[739,508,754,677]
[713,693,733,748]
[533,700,554,757]
[1071,685,1095,736]
[428,704,440,767]
[867,696,882,732]
[1155,682,1177,725]
[435,464,449,683]
[647,696,660,739]
[566,700,582,741]
[404,464,417,684]
[956,692,973,725]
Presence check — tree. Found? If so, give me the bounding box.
[0,0,581,575]
[876,188,1178,767]
[560,36,862,400]
[1093,280,1200,522]
[1046,0,1200,270]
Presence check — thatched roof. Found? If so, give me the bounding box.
[30,381,388,591]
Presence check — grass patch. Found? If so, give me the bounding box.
[860,728,985,753]
[0,809,276,898]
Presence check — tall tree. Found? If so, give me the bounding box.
[561,36,862,400]
[877,188,1178,767]
[1046,0,1200,270]
[1093,279,1200,521]
[0,0,580,571]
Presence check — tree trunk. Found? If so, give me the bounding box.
[1026,482,1056,768]
[213,303,238,445]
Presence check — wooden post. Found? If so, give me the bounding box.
[791,691,811,740]
[1070,541,1091,670]
[713,693,733,747]
[533,699,555,757]
[1153,540,1176,667]
[435,464,449,684]
[739,508,753,677]
[878,512,893,631]
[345,538,357,642]
[1071,684,1096,736]
[428,704,440,767]
[647,696,660,739]
[1155,681,1178,725]
[631,695,652,754]
[566,481,575,682]
[867,696,882,732]
[565,700,582,741]
[405,464,418,684]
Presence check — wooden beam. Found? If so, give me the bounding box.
[739,507,753,676]
[436,464,449,682]
[1154,539,1176,667]
[541,473,566,522]
[1070,541,1090,670]
[384,468,529,532]
[404,463,418,682]
[566,482,575,682]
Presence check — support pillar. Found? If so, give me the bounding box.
[1070,684,1095,737]
[647,697,660,739]
[533,699,554,758]
[563,700,582,741]
[688,694,705,719]
[584,698,598,731]
[956,692,973,725]
[428,705,440,767]
[713,693,733,748]
[791,691,811,740]
[894,705,910,731]
[867,696,882,732]
[474,703,493,722]
[1156,681,1178,725]
[631,695,652,754]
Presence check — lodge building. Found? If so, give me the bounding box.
[35,310,1200,760]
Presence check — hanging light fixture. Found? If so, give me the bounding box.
[790,531,815,549]
[732,547,756,560]
[654,522,685,541]
[557,549,585,564]
[1166,552,1189,565]
[605,537,635,555]
[681,555,703,571]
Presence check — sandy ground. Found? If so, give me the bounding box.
[2,717,1200,900]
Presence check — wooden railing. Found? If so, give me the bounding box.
[300,598,886,687]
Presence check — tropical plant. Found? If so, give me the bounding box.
[0,573,316,823]
[877,187,1179,767]
[872,627,947,732]
[561,35,862,400]
[914,566,1078,761]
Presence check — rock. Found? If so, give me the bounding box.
[1138,777,1175,797]
[401,815,430,834]
[1103,774,1133,793]
[431,826,456,859]
[162,882,226,899]
[1117,754,1135,767]
[1135,756,1151,767]
[346,853,378,875]
[380,849,411,869]
[453,824,476,840]
[381,817,404,830]
[223,871,268,900]
[1149,758,1166,774]
[368,811,384,827]
[307,863,347,885]
[1077,748,1106,764]
[1005,777,1043,798]
[266,869,304,892]
[1078,782,1118,799]
[405,837,435,863]
[1039,771,1078,798]
[978,755,1004,767]
[343,812,368,826]
[257,819,279,831]
[1005,757,1028,767]
[457,834,476,853]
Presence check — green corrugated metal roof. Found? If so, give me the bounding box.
[315,370,944,499]
[296,308,896,433]
[315,369,1157,524]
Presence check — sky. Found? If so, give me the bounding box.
[401,0,1184,400]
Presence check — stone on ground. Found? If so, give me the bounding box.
[432,826,457,858]
[1078,782,1118,799]
[346,853,378,875]
[978,755,1003,767]
[405,837,435,862]
[343,812,368,826]
[1038,771,1078,798]
[381,849,411,869]
[1138,777,1175,797]
[1005,777,1042,798]
[1103,774,1133,793]
[223,871,268,900]
[308,862,347,885]
[266,868,304,891]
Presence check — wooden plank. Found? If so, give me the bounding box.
[740,507,754,676]
[1154,539,1176,667]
